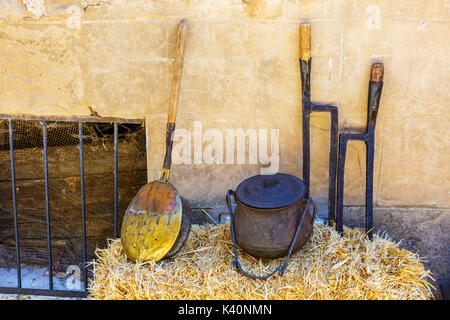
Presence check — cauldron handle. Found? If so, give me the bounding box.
[226,189,317,279]
[279,197,317,275]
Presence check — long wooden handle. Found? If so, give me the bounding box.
[167,20,188,124]
[160,21,188,176]
[367,63,384,126]
[299,24,311,61]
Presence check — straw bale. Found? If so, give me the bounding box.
[88,222,433,300]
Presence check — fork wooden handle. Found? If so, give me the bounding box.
[368,63,384,126]
[300,24,311,62]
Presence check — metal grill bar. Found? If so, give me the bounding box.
[0,286,87,298]
[42,120,54,290]
[8,120,22,288]
[78,122,88,291]
[114,122,119,238]
[0,113,143,124]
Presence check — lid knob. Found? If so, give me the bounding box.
[262,178,280,188]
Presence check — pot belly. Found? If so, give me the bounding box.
[233,200,313,258]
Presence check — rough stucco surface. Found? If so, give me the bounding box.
[0,0,449,209]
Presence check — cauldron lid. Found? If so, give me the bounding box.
[235,173,306,209]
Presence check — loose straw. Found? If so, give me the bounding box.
[88,222,433,300]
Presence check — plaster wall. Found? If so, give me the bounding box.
[0,0,449,208]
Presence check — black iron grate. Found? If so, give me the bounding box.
[0,115,145,298]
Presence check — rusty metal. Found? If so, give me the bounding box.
[225,172,317,279]
[226,188,317,279]
[78,122,88,291]
[336,63,384,240]
[158,122,176,183]
[299,24,339,225]
[42,120,53,290]
[228,188,316,258]
[0,113,143,124]
[114,122,119,238]
[8,119,21,289]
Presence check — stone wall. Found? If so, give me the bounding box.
[0,0,449,209]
